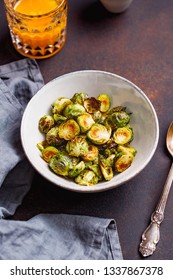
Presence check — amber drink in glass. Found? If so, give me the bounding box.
[4,0,68,59]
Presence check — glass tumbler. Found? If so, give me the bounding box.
[4,0,68,59]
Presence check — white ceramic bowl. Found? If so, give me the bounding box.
[21,70,159,193]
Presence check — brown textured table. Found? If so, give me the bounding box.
[1,0,173,260]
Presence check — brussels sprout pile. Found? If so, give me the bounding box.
[37,92,137,186]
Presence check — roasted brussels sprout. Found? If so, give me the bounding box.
[53,113,67,124]
[88,164,103,181]
[107,109,130,129]
[42,146,59,162]
[39,115,54,133]
[87,124,110,145]
[84,97,101,113]
[92,110,105,124]
[37,140,48,152]
[100,163,113,181]
[52,97,72,114]
[71,92,88,105]
[63,103,86,118]
[82,145,98,161]
[66,136,89,157]
[97,94,111,112]
[49,153,71,176]
[68,161,85,178]
[75,170,98,186]
[115,153,134,173]
[58,119,80,140]
[46,127,63,146]
[117,145,137,156]
[113,126,133,145]
[77,112,95,133]
[99,154,115,181]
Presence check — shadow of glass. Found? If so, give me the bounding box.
[0,33,23,64]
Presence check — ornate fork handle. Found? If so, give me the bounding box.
[139,162,173,257]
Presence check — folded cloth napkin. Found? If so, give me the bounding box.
[0,58,44,216]
[0,214,122,260]
[0,59,123,260]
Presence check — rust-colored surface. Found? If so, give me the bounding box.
[1,0,173,259]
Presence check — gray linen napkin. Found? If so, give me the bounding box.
[0,214,122,260]
[0,59,123,260]
[0,59,43,216]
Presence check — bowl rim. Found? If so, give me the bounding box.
[21,70,159,192]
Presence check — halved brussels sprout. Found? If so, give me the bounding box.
[107,110,130,129]
[53,113,67,124]
[115,153,134,173]
[71,92,88,105]
[84,97,101,113]
[46,126,64,146]
[37,140,48,152]
[49,153,71,176]
[117,145,137,156]
[39,115,54,134]
[113,126,133,145]
[75,170,98,186]
[66,135,89,157]
[42,146,59,162]
[58,119,80,140]
[68,161,86,178]
[52,97,72,114]
[97,94,111,112]
[99,154,115,181]
[63,103,86,118]
[99,161,113,181]
[82,145,98,161]
[87,124,110,145]
[89,164,103,181]
[92,111,105,124]
[77,112,95,133]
